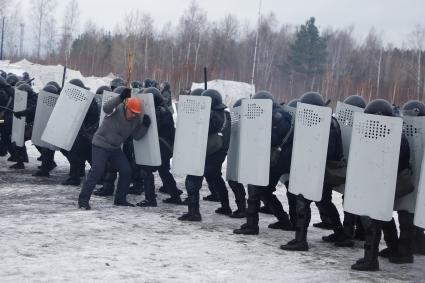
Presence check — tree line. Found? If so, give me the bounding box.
[1,0,425,105]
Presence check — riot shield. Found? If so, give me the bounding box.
[41,82,95,151]
[237,99,273,186]
[344,113,403,221]
[394,117,425,213]
[171,95,211,176]
[226,105,241,182]
[133,93,161,166]
[31,90,59,150]
[335,101,364,160]
[288,103,332,201]
[99,91,119,125]
[11,89,27,147]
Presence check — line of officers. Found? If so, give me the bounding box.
[0,69,424,272]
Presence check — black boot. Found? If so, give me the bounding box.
[10,162,24,169]
[215,206,232,215]
[163,195,184,205]
[413,227,425,255]
[351,218,381,271]
[114,200,135,207]
[93,186,114,197]
[178,203,202,221]
[33,169,50,177]
[335,212,356,247]
[313,222,333,230]
[280,197,310,251]
[230,200,246,219]
[379,218,398,258]
[61,177,81,186]
[78,198,91,210]
[136,199,157,207]
[203,194,220,202]
[389,212,414,264]
[234,189,260,235]
[128,183,144,195]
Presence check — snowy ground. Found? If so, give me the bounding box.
[0,144,424,282]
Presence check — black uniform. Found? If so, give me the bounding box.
[281,116,343,250]
[136,104,182,207]
[0,84,15,157]
[178,108,227,221]
[61,99,99,185]
[234,105,294,234]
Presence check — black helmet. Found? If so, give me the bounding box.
[47,81,61,92]
[42,84,59,94]
[22,72,30,81]
[201,89,226,110]
[131,80,143,89]
[142,87,165,107]
[253,90,275,103]
[6,74,19,86]
[402,100,425,117]
[160,81,170,92]
[299,91,325,106]
[233,98,246,108]
[190,88,204,96]
[344,95,367,109]
[0,70,6,78]
[110,78,125,90]
[96,85,112,95]
[17,83,34,94]
[143,78,153,88]
[69,78,89,90]
[151,80,158,88]
[287,98,299,108]
[364,99,393,117]
[113,86,127,94]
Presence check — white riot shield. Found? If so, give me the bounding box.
[31,90,59,150]
[133,93,161,166]
[289,103,332,201]
[237,99,273,186]
[171,95,211,176]
[99,91,118,125]
[226,106,241,182]
[41,83,95,151]
[344,113,403,221]
[335,101,365,159]
[415,154,425,228]
[395,117,425,213]
[11,89,27,147]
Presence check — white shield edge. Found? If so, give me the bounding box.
[133,93,161,166]
[237,99,273,186]
[415,150,425,228]
[344,113,403,221]
[395,116,425,213]
[31,90,59,150]
[99,91,119,125]
[289,103,332,201]
[11,89,27,147]
[226,106,241,182]
[335,101,365,160]
[171,95,211,176]
[41,82,95,151]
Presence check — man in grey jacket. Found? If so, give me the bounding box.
[78,88,151,210]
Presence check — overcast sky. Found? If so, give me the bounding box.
[21,0,425,47]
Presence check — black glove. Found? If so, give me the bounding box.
[142,114,151,128]
[119,87,132,101]
[13,110,27,119]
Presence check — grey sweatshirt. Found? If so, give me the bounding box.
[92,96,148,149]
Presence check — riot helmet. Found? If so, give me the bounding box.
[201,89,226,110]
[343,95,367,109]
[364,99,393,117]
[402,100,425,117]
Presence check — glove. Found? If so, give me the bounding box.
[119,87,132,101]
[142,114,151,128]
[13,110,27,119]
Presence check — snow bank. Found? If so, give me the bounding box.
[0,59,113,92]
[191,80,254,108]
